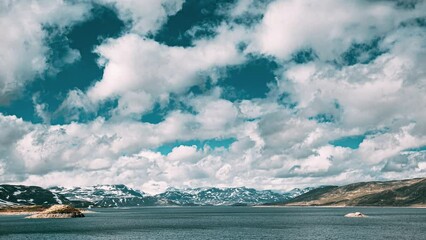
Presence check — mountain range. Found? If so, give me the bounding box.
[48,185,165,207]
[0,184,311,208]
[1,177,425,208]
[0,185,69,206]
[283,177,426,207]
[154,187,312,206]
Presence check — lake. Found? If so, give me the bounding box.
[0,206,425,239]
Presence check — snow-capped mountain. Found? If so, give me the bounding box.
[1,184,317,208]
[48,185,315,207]
[49,184,146,202]
[49,184,165,207]
[156,187,298,206]
[0,185,68,206]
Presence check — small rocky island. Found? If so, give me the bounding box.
[26,205,85,219]
[344,212,367,218]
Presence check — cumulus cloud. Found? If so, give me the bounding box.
[167,145,202,163]
[0,114,33,182]
[2,0,426,192]
[382,150,426,173]
[0,0,90,104]
[80,26,246,117]
[0,0,185,105]
[55,89,97,122]
[249,0,426,60]
[97,0,184,34]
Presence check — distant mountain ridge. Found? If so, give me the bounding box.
[49,185,166,207]
[3,178,423,208]
[1,184,312,208]
[285,177,426,207]
[0,185,69,206]
[50,185,312,207]
[49,184,147,203]
[156,187,311,206]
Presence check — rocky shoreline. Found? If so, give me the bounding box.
[0,205,87,218]
[26,205,84,219]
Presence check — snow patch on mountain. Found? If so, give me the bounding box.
[0,185,68,206]
[1,184,317,208]
[49,184,161,207]
[0,199,17,206]
[49,184,146,202]
[156,187,304,206]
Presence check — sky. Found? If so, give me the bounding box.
[0,0,425,194]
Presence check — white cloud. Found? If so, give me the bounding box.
[97,0,184,34]
[357,124,426,165]
[32,94,51,124]
[55,89,97,122]
[167,145,202,163]
[81,26,246,117]
[382,149,426,173]
[0,114,33,182]
[0,0,90,104]
[215,163,232,181]
[195,99,238,131]
[249,0,425,60]
[2,0,426,192]
[282,38,426,131]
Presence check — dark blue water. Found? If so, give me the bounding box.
[0,207,425,239]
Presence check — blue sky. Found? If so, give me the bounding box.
[0,0,425,194]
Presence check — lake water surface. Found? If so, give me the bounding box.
[0,206,425,239]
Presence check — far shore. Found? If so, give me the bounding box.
[1,205,425,215]
[0,206,96,216]
[254,205,426,208]
[0,211,36,216]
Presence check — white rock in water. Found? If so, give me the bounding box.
[344,212,367,218]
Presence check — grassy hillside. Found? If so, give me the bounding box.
[285,178,426,207]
